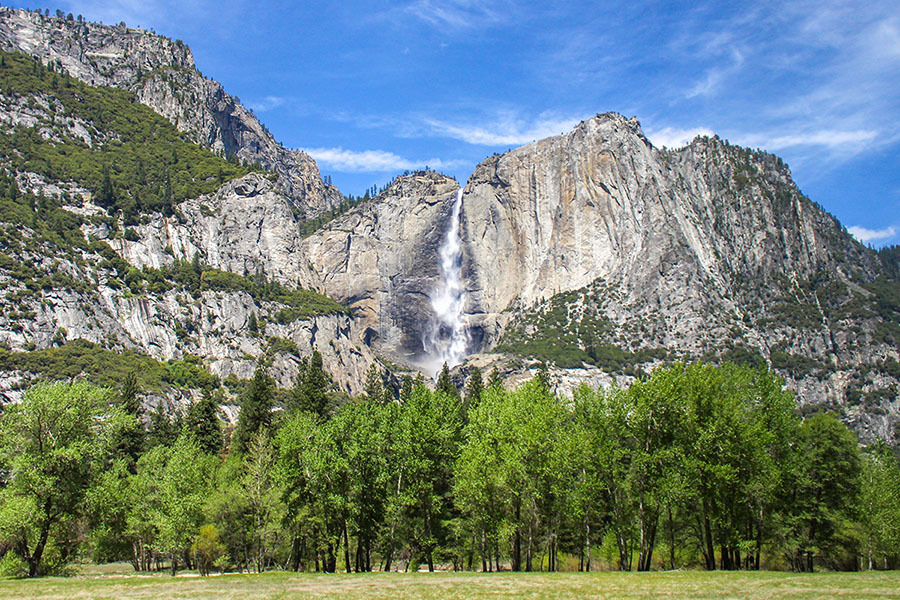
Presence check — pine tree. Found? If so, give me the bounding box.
[146,400,179,449]
[436,362,458,400]
[185,390,223,455]
[487,367,503,390]
[248,311,259,334]
[400,375,414,404]
[97,164,115,207]
[363,363,391,404]
[534,362,552,391]
[464,366,483,416]
[112,372,144,469]
[288,350,333,419]
[232,367,275,454]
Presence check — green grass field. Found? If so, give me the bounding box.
[1,567,899,600]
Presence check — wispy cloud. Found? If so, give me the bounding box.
[646,126,714,149]
[848,225,897,243]
[424,112,584,146]
[247,96,286,112]
[735,128,881,155]
[684,49,745,99]
[403,0,509,29]
[303,147,466,173]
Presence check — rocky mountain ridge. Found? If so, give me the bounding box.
[455,113,898,441]
[0,11,896,442]
[0,7,341,215]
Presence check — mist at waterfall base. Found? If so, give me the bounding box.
[420,188,470,378]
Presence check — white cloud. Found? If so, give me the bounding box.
[684,48,745,99]
[247,96,286,112]
[646,126,714,149]
[303,147,466,173]
[404,0,508,29]
[425,113,584,146]
[735,128,880,155]
[848,225,897,243]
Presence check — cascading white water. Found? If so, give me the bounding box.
[422,188,469,376]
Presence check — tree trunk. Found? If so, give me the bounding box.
[585,522,591,572]
[702,504,716,571]
[26,519,51,577]
[526,521,533,572]
[616,530,630,571]
[667,504,676,570]
[868,535,874,571]
[290,535,302,572]
[343,520,351,573]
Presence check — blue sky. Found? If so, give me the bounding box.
[11,0,900,247]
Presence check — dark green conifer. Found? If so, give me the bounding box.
[288,350,333,419]
[112,371,144,469]
[231,367,275,454]
[363,363,391,404]
[185,390,223,455]
[464,366,483,415]
[436,362,458,400]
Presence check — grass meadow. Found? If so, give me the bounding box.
[0,565,898,600]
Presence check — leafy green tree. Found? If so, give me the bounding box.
[205,456,254,573]
[454,384,511,572]
[327,401,390,571]
[390,383,461,571]
[455,379,568,571]
[275,411,342,572]
[0,382,122,576]
[143,435,217,574]
[85,459,138,566]
[243,432,284,572]
[787,413,862,572]
[192,524,225,576]
[858,440,900,569]
[232,367,275,454]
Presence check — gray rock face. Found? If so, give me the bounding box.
[458,113,898,442]
[0,218,373,396]
[462,114,863,346]
[0,7,341,215]
[105,173,323,290]
[302,171,460,361]
[0,8,896,439]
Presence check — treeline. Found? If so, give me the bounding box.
[0,361,898,578]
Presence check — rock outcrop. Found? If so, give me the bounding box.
[458,113,898,442]
[302,171,460,362]
[106,173,323,290]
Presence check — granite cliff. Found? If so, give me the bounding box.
[0,9,897,441]
[0,7,341,215]
[457,114,898,441]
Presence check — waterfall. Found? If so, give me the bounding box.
[422,187,469,376]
